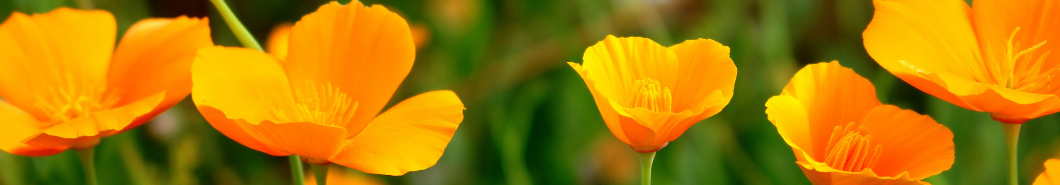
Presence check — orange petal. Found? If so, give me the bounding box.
[196,105,288,156]
[0,100,66,156]
[568,62,655,148]
[863,0,987,111]
[237,121,347,161]
[1035,159,1060,185]
[797,163,927,185]
[285,1,416,136]
[781,61,881,158]
[23,92,165,149]
[191,46,298,124]
[859,105,954,179]
[580,35,680,109]
[108,16,213,133]
[972,0,1060,77]
[266,23,292,60]
[667,38,736,114]
[0,8,116,119]
[765,95,817,162]
[330,90,464,176]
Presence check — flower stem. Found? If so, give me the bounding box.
[208,0,264,51]
[76,147,97,185]
[638,151,656,185]
[289,155,305,185]
[75,0,94,9]
[311,164,328,185]
[1003,123,1021,185]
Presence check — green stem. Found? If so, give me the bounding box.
[1003,123,1021,185]
[638,151,656,185]
[76,147,97,185]
[311,164,328,185]
[208,0,264,51]
[289,156,305,185]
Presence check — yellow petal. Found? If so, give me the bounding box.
[0,8,116,119]
[668,38,736,114]
[197,105,288,156]
[863,0,987,110]
[581,35,679,109]
[191,46,298,124]
[1035,159,1060,185]
[781,61,881,157]
[237,121,347,160]
[858,105,954,179]
[765,95,817,161]
[330,90,464,176]
[107,16,213,132]
[568,62,655,148]
[285,1,416,136]
[0,100,66,156]
[266,23,292,60]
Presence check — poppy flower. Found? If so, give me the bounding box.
[568,35,736,152]
[765,61,955,184]
[1035,159,1060,185]
[192,1,465,176]
[0,8,212,156]
[863,0,1060,123]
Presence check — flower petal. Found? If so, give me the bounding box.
[196,105,288,156]
[859,105,954,179]
[0,100,66,156]
[330,90,464,176]
[581,35,680,109]
[972,0,1060,77]
[863,0,988,110]
[568,62,655,147]
[781,61,881,158]
[1035,159,1060,185]
[797,163,926,185]
[285,1,416,136]
[0,8,115,119]
[667,38,736,114]
[24,92,165,148]
[266,23,292,60]
[765,95,817,161]
[191,47,298,124]
[237,121,347,160]
[108,16,213,132]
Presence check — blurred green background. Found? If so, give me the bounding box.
[1,0,1059,184]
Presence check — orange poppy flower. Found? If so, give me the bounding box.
[0,8,212,156]
[863,0,1060,123]
[192,1,465,176]
[568,35,736,152]
[1035,159,1060,185]
[765,61,955,184]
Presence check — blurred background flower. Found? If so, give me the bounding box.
[2,0,1060,184]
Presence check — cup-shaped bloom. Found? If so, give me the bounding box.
[863,0,1060,123]
[568,35,736,152]
[1035,159,1060,185]
[766,61,955,184]
[192,1,465,176]
[0,8,212,156]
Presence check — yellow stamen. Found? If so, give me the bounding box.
[34,83,118,123]
[275,80,358,127]
[1004,27,1051,90]
[823,122,883,172]
[630,77,672,112]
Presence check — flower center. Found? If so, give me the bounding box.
[34,84,118,123]
[630,77,672,112]
[823,122,883,172]
[274,80,358,127]
[1002,27,1053,93]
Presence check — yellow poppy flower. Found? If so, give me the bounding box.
[1035,159,1060,185]
[0,8,212,156]
[192,1,465,176]
[766,61,955,184]
[568,35,736,152]
[863,0,1060,123]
